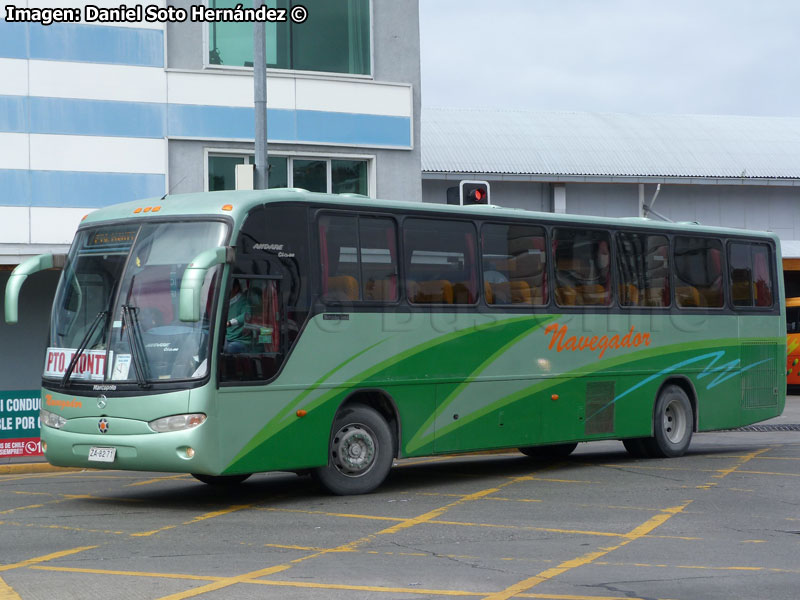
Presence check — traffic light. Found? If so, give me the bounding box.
[446,180,491,206]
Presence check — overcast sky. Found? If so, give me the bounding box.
[419,0,800,117]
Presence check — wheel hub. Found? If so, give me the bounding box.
[332,424,376,476]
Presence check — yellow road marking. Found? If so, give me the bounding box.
[249,577,652,599]
[481,501,692,600]
[155,564,290,600]
[131,504,254,537]
[0,546,97,572]
[0,503,45,515]
[30,565,223,582]
[0,519,125,536]
[596,560,800,574]
[712,448,770,479]
[127,474,193,487]
[28,566,650,600]
[0,575,22,600]
[736,469,800,477]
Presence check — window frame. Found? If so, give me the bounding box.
[614,230,672,310]
[671,235,727,311]
[202,0,375,79]
[551,226,614,309]
[204,148,375,196]
[725,239,776,311]
[317,209,401,307]
[401,216,480,307]
[479,221,550,308]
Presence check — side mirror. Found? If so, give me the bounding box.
[5,254,67,324]
[179,247,234,322]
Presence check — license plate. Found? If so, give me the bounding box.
[88,446,116,463]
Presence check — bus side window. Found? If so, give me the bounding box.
[404,218,478,305]
[674,237,724,308]
[553,228,612,307]
[481,223,548,306]
[615,232,670,308]
[729,241,774,308]
[318,214,399,304]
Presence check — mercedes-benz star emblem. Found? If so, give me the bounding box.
[97,395,107,409]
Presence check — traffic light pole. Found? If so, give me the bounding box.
[253,4,268,190]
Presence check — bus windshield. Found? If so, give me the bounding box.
[46,220,228,386]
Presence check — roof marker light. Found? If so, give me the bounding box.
[133,208,142,213]
[222,204,233,211]
[143,207,152,213]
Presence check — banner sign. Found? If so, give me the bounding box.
[0,390,42,457]
[44,347,107,381]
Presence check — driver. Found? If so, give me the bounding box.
[224,279,250,353]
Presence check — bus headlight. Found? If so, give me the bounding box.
[40,409,66,429]
[148,413,206,433]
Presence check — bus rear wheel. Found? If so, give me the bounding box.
[313,405,394,496]
[519,442,578,459]
[643,385,693,458]
[191,473,251,486]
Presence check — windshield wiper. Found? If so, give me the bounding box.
[121,304,151,389]
[61,311,108,388]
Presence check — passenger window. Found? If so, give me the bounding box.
[404,219,477,304]
[616,233,670,307]
[729,242,774,308]
[553,229,612,306]
[481,223,548,306]
[318,214,398,303]
[674,237,724,308]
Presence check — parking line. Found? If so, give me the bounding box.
[481,501,692,600]
[0,575,22,600]
[131,504,254,537]
[0,546,97,572]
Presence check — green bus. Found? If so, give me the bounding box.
[4,190,785,494]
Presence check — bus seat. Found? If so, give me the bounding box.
[408,280,454,304]
[484,281,494,304]
[555,286,577,306]
[326,275,359,301]
[731,280,752,305]
[619,283,640,306]
[700,286,723,307]
[453,282,475,304]
[676,286,701,307]
[578,284,607,305]
[364,278,395,302]
[510,280,533,304]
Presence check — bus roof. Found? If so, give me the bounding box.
[80,188,780,243]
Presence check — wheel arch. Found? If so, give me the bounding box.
[656,376,698,432]
[336,388,401,458]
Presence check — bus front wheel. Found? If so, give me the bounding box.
[643,385,693,458]
[313,405,394,496]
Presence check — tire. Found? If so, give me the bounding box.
[622,438,651,458]
[518,442,578,459]
[312,405,394,496]
[643,385,693,458]
[192,473,251,486]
